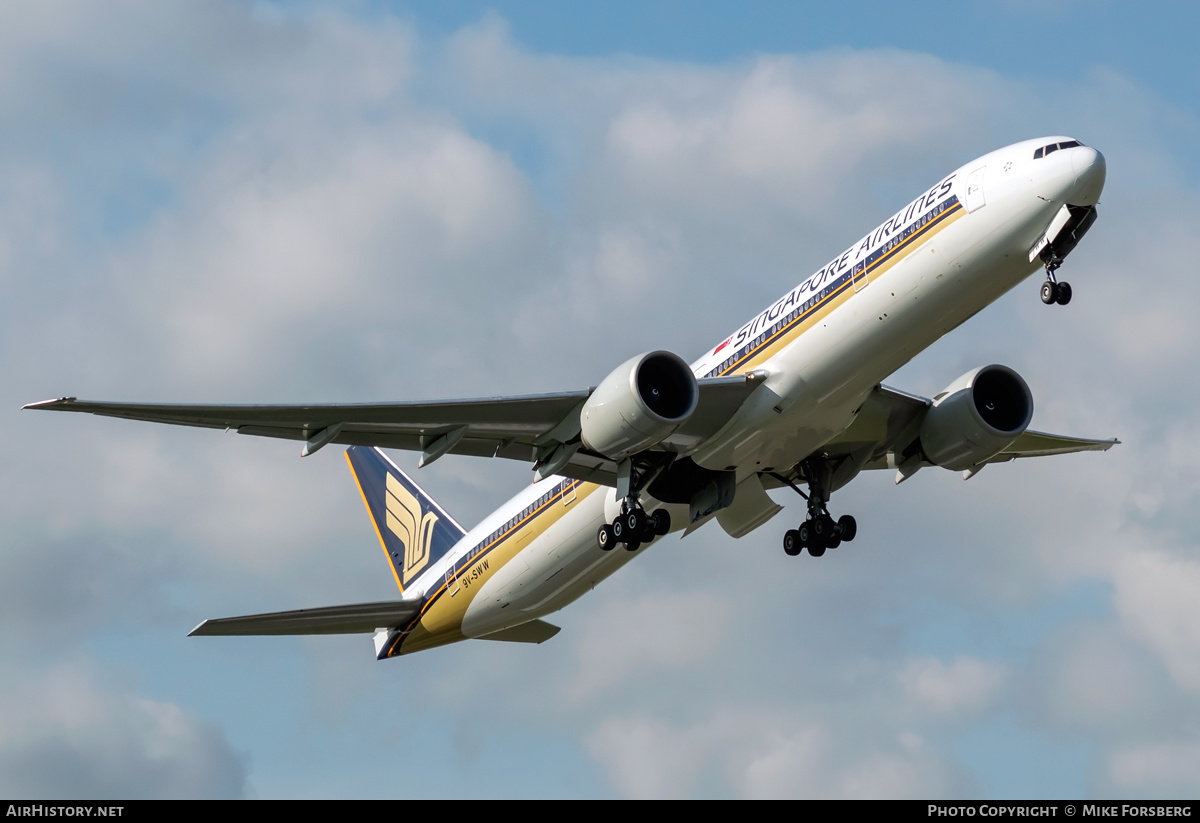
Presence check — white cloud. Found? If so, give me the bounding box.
[1115,306,1189,360]
[1108,742,1200,795]
[586,707,959,799]
[1113,549,1200,693]
[0,662,246,799]
[585,714,712,799]
[90,86,541,397]
[567,590,731,702]
[1033,623,1169,737]
[898,656,1008,717]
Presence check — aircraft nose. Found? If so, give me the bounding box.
[1070,146,1106,206]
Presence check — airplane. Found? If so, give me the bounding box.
[26,135,1117,658]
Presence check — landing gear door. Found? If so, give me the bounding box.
[964,166,986,213]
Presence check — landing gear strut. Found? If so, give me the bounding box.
[774,460,858,558]
[1040,257,1072,306]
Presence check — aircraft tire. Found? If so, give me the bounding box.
[826,535,842,550]
[650,509,671,536]
[808,542,827,558]
[797,520,814,548]
[1040,281,1057,305]
[624,540,641,552]
[783,529,802,556]
[611,518,626,542]
[639,520,657,542]
[624,509,645,535]
[813,514,835,541]
[597,524,616,551]
[1056,282,1072,305]
[837,515,857,542]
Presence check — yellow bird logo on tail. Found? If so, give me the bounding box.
[385,473,439,584]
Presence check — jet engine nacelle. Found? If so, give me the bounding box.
[581,351,699,461]
[919,365,1033,471]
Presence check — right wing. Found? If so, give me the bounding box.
[24,375,761,486]
[24,392,593,459]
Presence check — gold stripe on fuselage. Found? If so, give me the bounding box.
[396,480,601,655]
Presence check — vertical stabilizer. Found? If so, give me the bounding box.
[345,446,467,594]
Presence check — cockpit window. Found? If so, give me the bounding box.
[1033,139,1083,159]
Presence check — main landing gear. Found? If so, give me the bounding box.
[597,503,670,552]
[1040,257,1072,306]
[773,461,858,558]
[596,456,673,552]
[783,513,857,557]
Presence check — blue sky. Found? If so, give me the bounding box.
[2,0,1199,799]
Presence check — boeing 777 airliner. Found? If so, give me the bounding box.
[27,136,1116,658]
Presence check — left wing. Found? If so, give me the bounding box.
[24,375,760,484]
[983,429,1121,461]
[821,384,1117,478]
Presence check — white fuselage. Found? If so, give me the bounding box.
[399,137,1106,652]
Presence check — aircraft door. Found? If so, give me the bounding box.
[851,260,869,292]
[964,166,986,212]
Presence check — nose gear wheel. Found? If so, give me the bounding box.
[1040,259,1072,306]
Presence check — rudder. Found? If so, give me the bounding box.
[345,446,467,594]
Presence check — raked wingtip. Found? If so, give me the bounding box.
[22,397,77,410]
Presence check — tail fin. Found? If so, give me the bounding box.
[345,446,467,594]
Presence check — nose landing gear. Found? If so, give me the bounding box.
[1040,258,1072,306]
[1036,202,1098,306]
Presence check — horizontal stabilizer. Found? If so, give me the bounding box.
[477,620,561,644]
[189,599,423,636]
